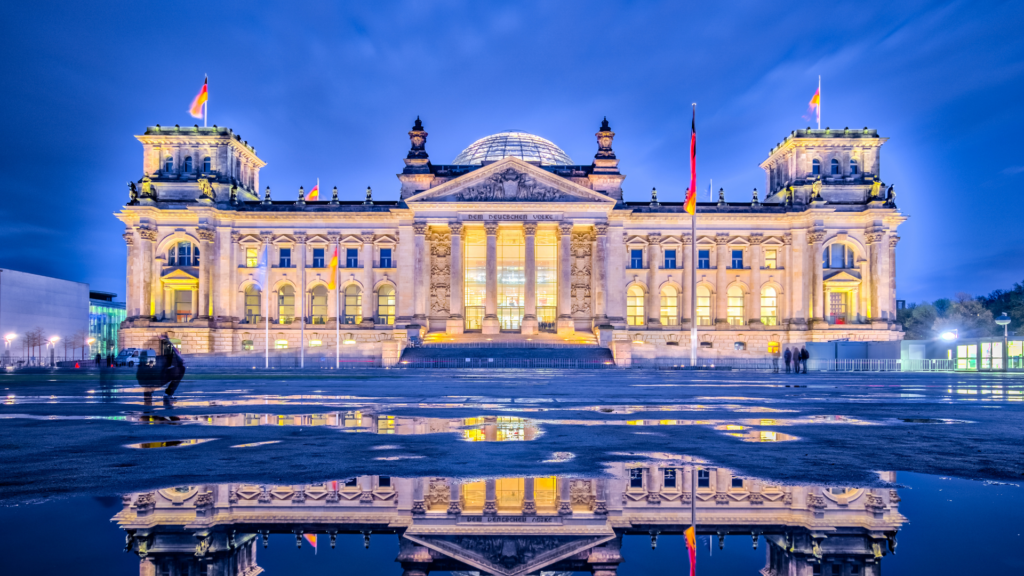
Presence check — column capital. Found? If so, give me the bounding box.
[293,232,308,244]
[523,222,537,235]
[783,232,793,245]
[260,231,274,244]
[327,231,341,244]
[230,231,241,244]
[122,230,135,246]
[413,221,429,235]
[138,227,157,242]
[558,221,574,236]
[595,222,609,236]
[647,232,662,244]
[748,233,764,245]
[714,232,729,245]
[681,234,692,245]
[361,231,375,244]
[808,229,826,244]
[448,221,463,235]
[484,222,499,235]
[198,228,216,243]
[888,235,900,248]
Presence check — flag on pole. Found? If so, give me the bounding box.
[308,180,320,201]
[189,77,208,119]
[803,80,820,127]
[327,247,338,289]
[304,534,317,554]
[685,526,697,575]
[683,106,697,215]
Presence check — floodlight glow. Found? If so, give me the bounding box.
[940,331,957,341]
[49,336,60,343]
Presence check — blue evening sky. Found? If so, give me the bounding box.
[1,0,1022,303]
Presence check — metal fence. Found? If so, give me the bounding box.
[623,357,958,372]
[181,355,382,369]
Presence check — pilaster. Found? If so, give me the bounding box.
[361,232,375,326]
[413,222,428,323]
[521,222,539,335]
[809,229,827,328]
[749,233,763,327]
[646,232,662,328]
[593,223,609,324]
[139,226,157,320]
[197,228,215,320]
[714,233,729,327]
[557,221,575,335]
[681,234,693,326]
[447,222,465,335]
[482,222,500,334]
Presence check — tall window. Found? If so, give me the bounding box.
[343,285,362,324]
[168,242,198,266]
[697,469,710,488]
[630,249,644,269]
[277,285,295,323]
[379,248,392,268]
[346,248,359,268]
[244,285,261,323]
[663,468,677,488]
[830,158,840,175]
[629,468,644,489]
[312,248,325,268]
[279,248,291,268]
[184,156,193,173]
[761,287,778,326]
[696,286,712,325]
[850,159,858,174]
[203,156,211,172]
[377,285,396,325]
[727,285,745,326]
[464,229,487,330]
[698,249,710,269]
[824,244,855,269]
[660,286,678,326]
[174,290,192,322]
[812,159,821,175]
[310,285,328,324]
[764,249,777,269]
[245,248,258,268]
[164,156,174,173]
[536,231,558,328]
[497,228,525,329]
[731,249,744,269]
[664,249,676,270]
[627,285,645,326]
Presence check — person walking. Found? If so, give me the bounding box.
[800,346,810,373]
[783,348,792,373]
[771,347,780,373]
[94,352,102,368]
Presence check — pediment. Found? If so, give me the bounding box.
[823,270,861,283]
[404,532,615,576]
[161,268,198,280]
[406,157,614,204]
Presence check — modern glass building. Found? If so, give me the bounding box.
[89,291,126,355]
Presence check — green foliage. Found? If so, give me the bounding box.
[899,281,1024,340]
[978,281,1024,336]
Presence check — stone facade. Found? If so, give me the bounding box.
[117,119,905,358]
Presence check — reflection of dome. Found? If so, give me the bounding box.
[453,131,573,166]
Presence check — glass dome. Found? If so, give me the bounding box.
[452,131,573,166]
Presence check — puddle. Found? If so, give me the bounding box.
[230,441,281,448]
[125,438,216,449]
[900,418,973,424]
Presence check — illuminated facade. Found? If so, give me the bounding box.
[116,118,905,361]
[115,464,905,576]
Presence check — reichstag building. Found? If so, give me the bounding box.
[116,117,905,361]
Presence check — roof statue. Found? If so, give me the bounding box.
[127,181,138,205]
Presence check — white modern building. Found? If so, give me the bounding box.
[0,268,90,359]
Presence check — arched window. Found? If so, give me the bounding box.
[343,285,362,325]
[696,286,712,326]
[310,285,328,324]
[184,156,193,173]
[167,241,198,266]
[164,156,174,173]
[244,285,261,324]
[277,285,295,324]
[824,244,856,269]
[203,156,211,172]
[761,287,778,326]
[660,286,678,326]
[377,285,396,325]
[727,285,745,326]
[812,159,821,175]
[627,285,645,326]
[830,158,840,175]
[849,159,858,175]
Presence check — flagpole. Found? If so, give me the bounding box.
[335,263,340,369]
[204,74,208,128]
[264,242,269,369]
[817,75,821,130]
[691,464,697,547]
[690,103,698,368]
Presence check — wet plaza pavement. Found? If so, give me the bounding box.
[1,368,1022,574]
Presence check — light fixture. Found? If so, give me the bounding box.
[940,330,958,341]
[995,313,1011,327]
[87,338,95,345]
[4,333,15,342]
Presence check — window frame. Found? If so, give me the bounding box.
[278,247,292,268]
[726,285,745,326]
[346,248,359,269]
[184,156,193,173]
[202,156,211,172]
[812,158,821,175]
[379,247,393,268]
[312,248,325,268]
[830,158,840,175]
[697,249,710,269]
[626,285,645,326]
[630,249,644,269]
[663,249,676,270]
[377,285,396,325]
[731,249,744,269]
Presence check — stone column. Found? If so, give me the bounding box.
[606,222,626,328]
[123,230,136,318]
[139,227,156,319]
[889,235,899,320]
[809,230,826,328]
[198,228,214,320]
[413,222,428,323]
[482,222,500,334]
[557,477,572,515]
[295,233,307,328]
[361,232,375,326]
[190,287,199,319]
[647,232,662,327]
[681,235,693,327]
[152,257,164,321]
[867,230,886,325]
[261,232,274,323]
[223,230,239,321]
[593,223,609,324]
[749,234,763,327]
[714,233,729,327]
[523,477,537,515]
[448,480,462,514]
[594,478,609,514]
[483,479,497,515]
[557,222,575,336]
[396,224,415,325]
[783,232,795,326]
[646,464,662,504]
[447,223,465,334]
[521,223,539,335]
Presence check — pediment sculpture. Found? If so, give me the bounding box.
[455,168,577,202]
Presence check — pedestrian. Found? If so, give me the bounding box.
[771,347,780,373]
[107,353,114,368]
[800,346,810,373]
[94,352,102,368]
[783,348,792,373]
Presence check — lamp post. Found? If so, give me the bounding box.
[48,336,59,367]
[3,334,15,367]
[995,313,1011,371]
[86,338,96,361]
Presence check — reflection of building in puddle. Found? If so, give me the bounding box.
[116,463,905,576]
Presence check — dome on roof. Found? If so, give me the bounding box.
[452,131,573,166]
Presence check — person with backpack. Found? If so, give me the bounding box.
[800,346,810,373]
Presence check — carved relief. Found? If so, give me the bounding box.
[570,230,593,317]
[569,479,594,510]
[426,478,451,510]
[429,229,451,315]
[456,168,576,202]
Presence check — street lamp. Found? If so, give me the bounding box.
[996,313,1011,371]
[2,334,14,367]
[940,329,958,341]
[48,336,59,367]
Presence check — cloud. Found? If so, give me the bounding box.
[1001,166,1024,175]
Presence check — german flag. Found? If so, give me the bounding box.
[685,526,697,575]
[307,180,319,201]
[327,247,338,290]
[683,106,697,215]
[189,77,208,119]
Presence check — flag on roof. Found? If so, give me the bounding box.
[308,180,320,201]
[189,77,208,119]
[684,106,697,216]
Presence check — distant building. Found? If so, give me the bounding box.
[0,269,89,358]
[89,291,126,355]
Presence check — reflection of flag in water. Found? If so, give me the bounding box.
[685,527,697,575]
[304,534,317,554]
